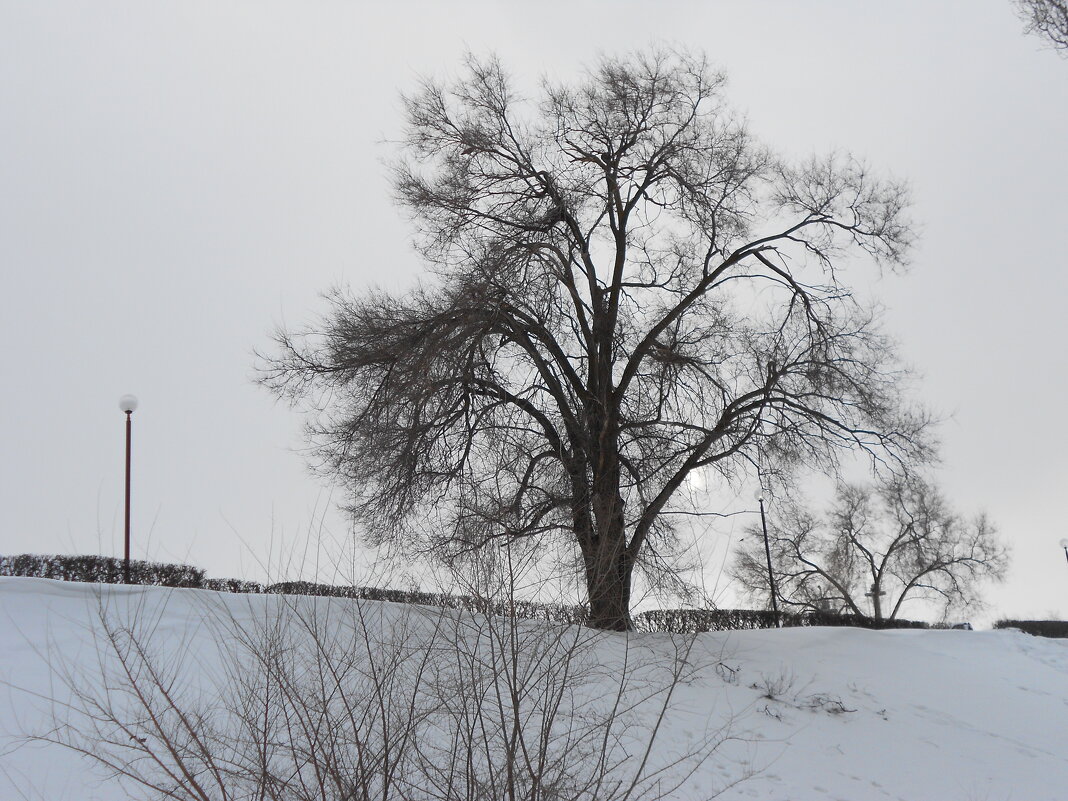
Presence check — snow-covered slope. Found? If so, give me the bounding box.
[1,577,1066,801]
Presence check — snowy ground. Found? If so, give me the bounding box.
[1,577,1066,801]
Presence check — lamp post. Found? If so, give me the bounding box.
[755,488,780,627]
[1061,538,1068,568]
[119,394,138,584]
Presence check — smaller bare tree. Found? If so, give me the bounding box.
[730,475,1009,621]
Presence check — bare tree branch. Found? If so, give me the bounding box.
[1014,0,1068,51]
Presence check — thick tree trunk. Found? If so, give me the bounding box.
[583,485,634,630]
[586,549,634,631]
[581,326,633,630]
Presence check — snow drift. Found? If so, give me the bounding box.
[1,577,1066,800]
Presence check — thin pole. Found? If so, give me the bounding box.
[124,410,132,584]
[758,498,780,627]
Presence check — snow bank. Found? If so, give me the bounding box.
[1,577,1066,800]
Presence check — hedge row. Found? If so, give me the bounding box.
[994,619,1068,638]
[1,553,205,587]
[0,556,589,625]
[632,607,931,633]
[260,581,590,625]
[0,554,957,633]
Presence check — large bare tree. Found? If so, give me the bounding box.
[731,476,1008,621]
[263,49,928,630]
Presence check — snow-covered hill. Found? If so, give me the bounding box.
[1,577,1066,801]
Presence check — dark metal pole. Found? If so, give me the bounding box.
[758,497,780,627]
[124,409,132,584]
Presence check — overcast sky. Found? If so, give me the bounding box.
[2,1,1065,621]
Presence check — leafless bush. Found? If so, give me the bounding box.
[27,580,749,800]
[750,669,802,703]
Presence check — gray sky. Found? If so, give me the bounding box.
[2,1,1065,621]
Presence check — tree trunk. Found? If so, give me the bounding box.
[870,580,884,620]
[581,348,633,630]
[585,546,634,631]
[583,486,634,630]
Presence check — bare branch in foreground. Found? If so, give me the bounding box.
[27,581,755,800]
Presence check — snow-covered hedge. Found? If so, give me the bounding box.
[2,554,934,632]
[994,619,1068,638]
[634,608,931,633]
[262,581,590,624]
[0,553,204,587]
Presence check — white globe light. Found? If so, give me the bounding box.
[754,487,765,502]
[1060,538,1068,549]
[119,394,139,413]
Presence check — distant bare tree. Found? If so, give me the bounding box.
[1014,0,1068,51]
[731,476,1009,621]
[262,48,929,630]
